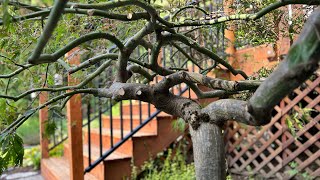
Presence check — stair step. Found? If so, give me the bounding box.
[101,114,157,133]
[83,127,157,155]
[121,102,157,116]
[41,157,97,180]
[84,127,157,138]
[64,143,131,163]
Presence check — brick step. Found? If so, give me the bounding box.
[41,157,97,180]
[64,143,132,180]
[101,114,158,133]
[83,127,157,155]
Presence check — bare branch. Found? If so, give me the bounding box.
[27,0,68,64]
[28,32,124,64]
[0,64,34,79]
[163,33,248,79]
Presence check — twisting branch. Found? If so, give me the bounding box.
[126,64,153,81]
[0,9,150,26]
[28,32,124,64]
[116,22,156,82]
[0,88,98,135]
[0,64,34,79]
[68,53,145,74]
[27,0,68,64]
[155,71,261,93]
[163,33,248,79]
[172,5,209,20]
[160,0,320,27]
[0,59,113,101]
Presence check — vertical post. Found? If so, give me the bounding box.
[224,0,236,80]
[39,90,49,159]
[66,47,84,180]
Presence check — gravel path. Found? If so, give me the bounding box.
[1,170,43,180]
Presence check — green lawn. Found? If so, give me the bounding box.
[17,114,40,145]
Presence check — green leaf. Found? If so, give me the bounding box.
[0,133,24,174]
[2,0,11,27]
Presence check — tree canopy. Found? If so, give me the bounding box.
[0,0,319,178]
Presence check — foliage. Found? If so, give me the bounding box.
[235,66,276,101]
[172,118,186,132]
[233,0,310,47]
[286,105,314,138]
[49,143,64,157]
[0,132,24,175]
[16,115,39,145]
[23,146,40,170]
[0,99,19,131]
[286,161,314,179]
[132,146,195,180]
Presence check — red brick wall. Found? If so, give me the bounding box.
[230,38,291,81]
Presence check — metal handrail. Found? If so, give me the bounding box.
[84,86,190,173]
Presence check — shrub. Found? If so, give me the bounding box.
[132,146,195,180]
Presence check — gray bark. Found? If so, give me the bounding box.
[190,123,225,180]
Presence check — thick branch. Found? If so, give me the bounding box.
[198,8,320,128]
[116,22,155,82]
[155,71,260,93]
[248,8,320,123]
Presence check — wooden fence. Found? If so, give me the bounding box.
[225,73,320,179]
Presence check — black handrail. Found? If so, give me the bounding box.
[48,93,68,151]
[84,86,190,173]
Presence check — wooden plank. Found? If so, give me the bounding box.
[239,115,319,176]
[285,149,320,179]
[39,91,49,159]
[228,126,255,153]
[294,130,320,167]
[310,167,320,178]
[266,131,320,178]
[66,47,84,180]
[229,114,281,166]
[228,74,320,177]
[306,94,320,111]
[238,129,283,171]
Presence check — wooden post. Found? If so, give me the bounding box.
[66,47,84,180]
[39,90,49,159]
[224,0,237,80]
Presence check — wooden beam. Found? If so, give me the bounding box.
[66,47,84,180]
[39,90,49,159]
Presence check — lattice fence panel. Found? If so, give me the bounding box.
[225,73,320,180]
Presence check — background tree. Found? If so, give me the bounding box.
[0,0,320,179]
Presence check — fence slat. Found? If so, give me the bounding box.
[226,73,320,178]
